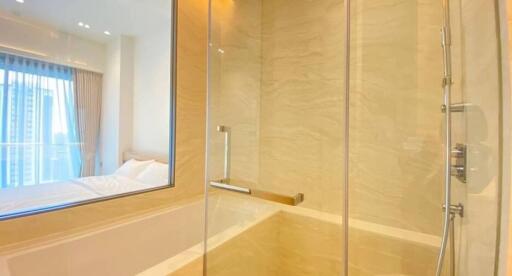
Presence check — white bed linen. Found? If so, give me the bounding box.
[0,175,161,217]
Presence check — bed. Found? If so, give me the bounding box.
[0,152,169,218]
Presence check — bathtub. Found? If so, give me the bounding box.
[0,192,441,276]
[0,193,277,276]
[142,192,442,276]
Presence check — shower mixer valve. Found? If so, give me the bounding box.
[450,143,467,183]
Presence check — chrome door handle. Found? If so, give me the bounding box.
[217,125,230,182]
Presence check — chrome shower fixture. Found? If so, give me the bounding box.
[451,143,467,183]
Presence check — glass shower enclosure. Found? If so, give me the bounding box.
[202,0,504,275]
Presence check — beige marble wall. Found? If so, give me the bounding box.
[258,0,346,215]
[175,0,208,198]
[0,0,208,250]
[349,0,444,236]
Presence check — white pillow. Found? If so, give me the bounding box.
[136,162,169,186]
[114,159,154,179]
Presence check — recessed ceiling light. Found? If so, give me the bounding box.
[103,31,111,36]
[84,24,90,29]
[16,0,24,3]
[78,22,84,27]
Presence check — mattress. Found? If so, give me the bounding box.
[0,175,160,217]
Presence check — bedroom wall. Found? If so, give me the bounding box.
[132,26,171,157]
[0,10,105,73]
[100,36,135,174]
[102,18,171,168]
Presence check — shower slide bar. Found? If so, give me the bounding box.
[209,181,305,206]
[436,0,455,275]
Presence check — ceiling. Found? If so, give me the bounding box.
[0,0,171,43]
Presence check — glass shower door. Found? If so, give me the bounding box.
[204,0,346,275]
[202,0,504,275]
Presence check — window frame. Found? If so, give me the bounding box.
[0,0,177,220]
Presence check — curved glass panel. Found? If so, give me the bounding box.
[348,0,503,275]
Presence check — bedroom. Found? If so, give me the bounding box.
[0,0,172,218]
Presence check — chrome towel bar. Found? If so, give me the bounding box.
[209,180,304,206]
[210,181,250,194]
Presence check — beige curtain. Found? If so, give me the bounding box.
[73,69,102,177]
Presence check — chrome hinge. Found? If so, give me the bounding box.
[442,76,452,87]
[441,27,451,47]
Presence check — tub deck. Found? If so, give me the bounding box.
[0,191,441,276]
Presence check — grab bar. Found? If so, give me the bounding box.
[209,180,304,206]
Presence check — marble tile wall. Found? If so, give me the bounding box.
[258,0,346,215]
[175,0,208,198]
[348,0,444,236]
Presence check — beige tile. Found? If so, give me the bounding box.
[258,0,345,216]
[349,0,444,236]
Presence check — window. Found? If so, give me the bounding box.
[0,54,81,188]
